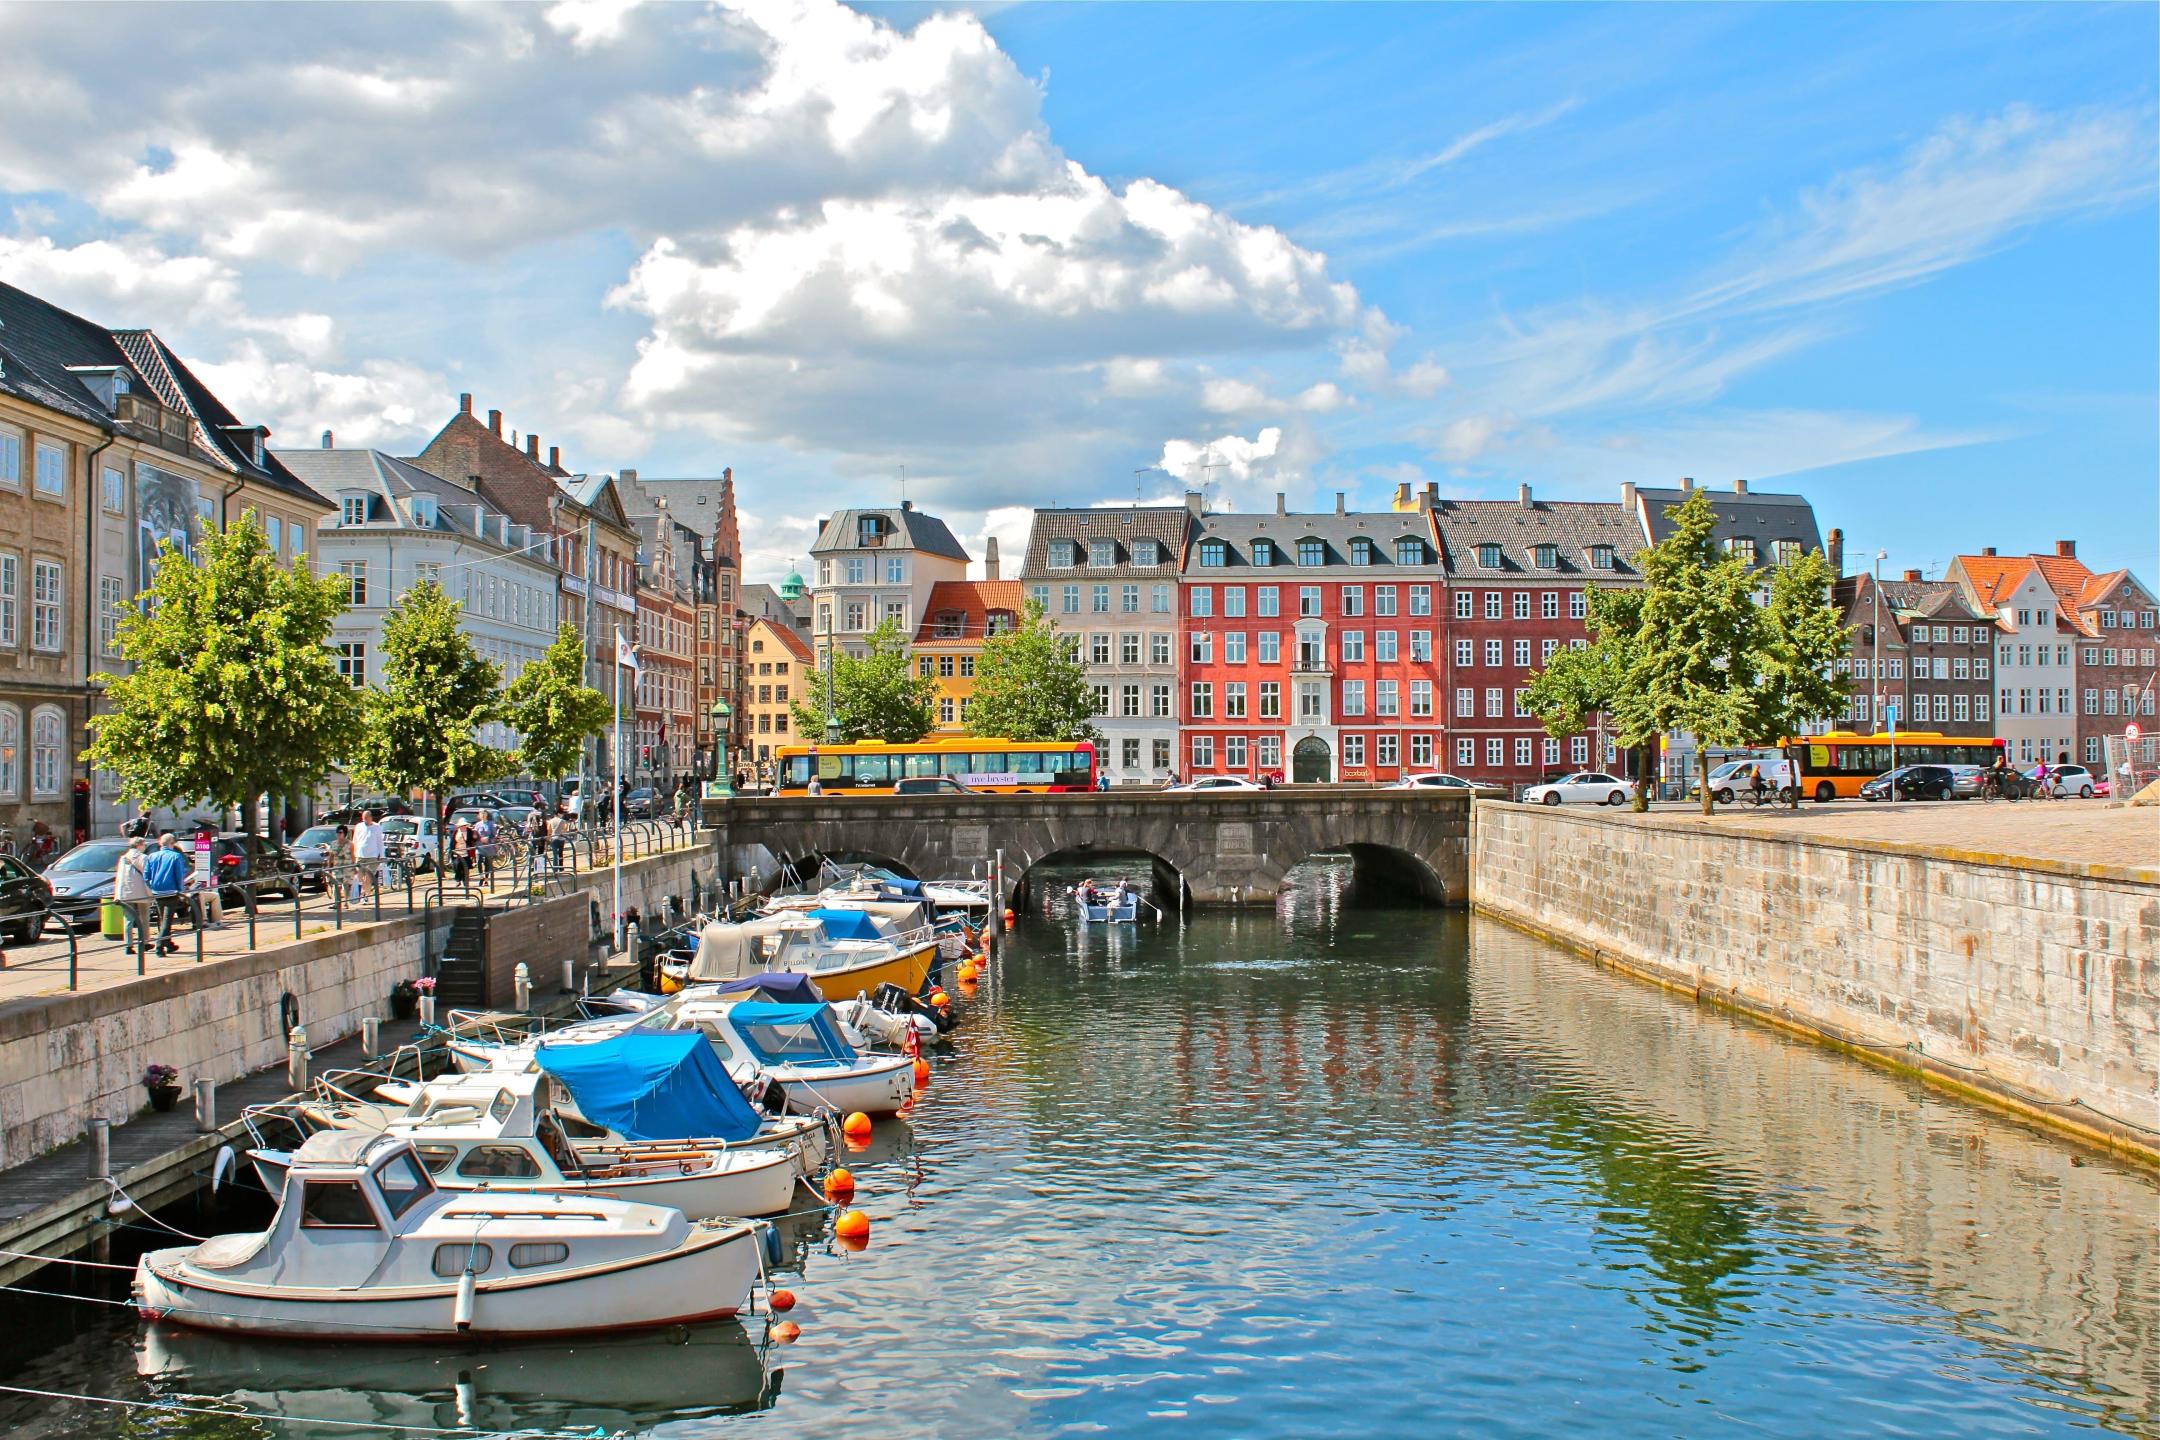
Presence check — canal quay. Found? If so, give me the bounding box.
[0,836,2153,1440]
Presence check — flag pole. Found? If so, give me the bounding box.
[612,629,624,949]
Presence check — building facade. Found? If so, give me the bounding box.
[628,510,699,784]
[2063,570,2158,769]
[807,503,969,660]
[1828,569,1996,737]
[1021,506,1190,785]
[742,616,812,783]
[912,580,1022,733]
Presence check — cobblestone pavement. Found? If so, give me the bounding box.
[1622,795,2155,874]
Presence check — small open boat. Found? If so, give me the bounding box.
[136,1132,764,1340]
[1075,883,1141,923]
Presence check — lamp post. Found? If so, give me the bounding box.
[820,615,841,745]
[710,700,733,798]
[1875,549,1895,805]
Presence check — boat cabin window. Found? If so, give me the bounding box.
[488,1090,517,1124]
[411,1144,458,1175]
[737,1018,844,1062]
[432,1242,493,1277]
[299,1179,380,1229]
[373,1151,435,1219]
[534,1114,582,1176]
[509,1242,570,1269]
[457,1145,542,1179]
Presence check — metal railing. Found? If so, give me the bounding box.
[0,815,708,992]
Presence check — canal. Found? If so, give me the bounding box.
[2,857,2154,1437]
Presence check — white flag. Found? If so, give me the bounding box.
[615,628,640,672]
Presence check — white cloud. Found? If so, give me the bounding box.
[545,0,643,51]
[195,342,440,450]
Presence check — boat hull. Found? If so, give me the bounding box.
[135,1222,759,1342]
[774,1053,915,1118]
[781,941,935,1004]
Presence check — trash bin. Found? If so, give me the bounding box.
[100,900,127,939]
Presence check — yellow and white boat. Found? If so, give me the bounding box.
[680,913,935,1002]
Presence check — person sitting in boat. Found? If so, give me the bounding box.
[1076,878,1102,906]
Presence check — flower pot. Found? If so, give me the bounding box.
[390,990,419,1020]
[147,1084,182,1113]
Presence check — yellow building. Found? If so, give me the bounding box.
[912,581,1022,733]
[743,615,812,784]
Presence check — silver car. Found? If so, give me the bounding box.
[288,824,339,890]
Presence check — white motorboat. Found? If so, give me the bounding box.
[247,1071,800,1220]
[666,998,916,1117]
[136,1132,764,1340]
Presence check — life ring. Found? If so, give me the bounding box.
[279,991,300,1039]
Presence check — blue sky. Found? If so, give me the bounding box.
[0,1,2151,584]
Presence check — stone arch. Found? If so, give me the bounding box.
[1279,840,1451,906]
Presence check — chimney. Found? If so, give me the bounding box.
[1733,478,1749,494]
[458,393,473,415]
[620,467,637,488]
[1981,546,1997,557]
[1424,481,1439,505]
[1416,487,1434,517]
[1680,476,1695,492]
[984,536,1000,580]
[900,498,913,512]
[1392,482,1411,510]
[1334,491,1345,515]
[487,409,503,437]
[2055,539,2075,558]
[1620,480,1637,515]
[526,434,540,461]
[1827,527,1843,576]
[1903,568,1922,583]
[1518,482,1532,508]
[549,445,561,470]
[1185,489,1205,517]
[320,429,333,449]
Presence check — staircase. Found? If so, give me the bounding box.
[433,906,490,1007]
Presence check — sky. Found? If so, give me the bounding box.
[0,1,2152,588]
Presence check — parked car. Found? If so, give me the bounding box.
[42,838,133,929]
[490,787,547,811]
[318,797,411,825]
[1859,764,1958,802]
[893,776,977,796]
[621,787,658,820]
[1695,758,1794,803]
[2029,763,2097,799]
[1522,772,1631,806]
[0,853,54,944]
[1391,772,1471,790]
[1166,775,1267,793]
[379,816,443,872]
[287,825,340,891]
[208,833,305,904]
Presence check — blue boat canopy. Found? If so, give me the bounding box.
[711,970,825,1004]
[534,1032,763,1142]
[806,907,883,941]
[728,1001,858,1068]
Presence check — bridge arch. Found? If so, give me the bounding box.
[1009,843,1187,911]
[1281,840,1450,906]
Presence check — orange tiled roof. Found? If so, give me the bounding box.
[913,580,1025,645]
[752,615,814,664]
[1951,554,2034,609]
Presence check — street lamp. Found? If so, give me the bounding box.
[819,614,841,745]
[709,700,733,798]
[1874,548,1895,805]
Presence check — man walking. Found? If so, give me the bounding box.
[144,833,190,955]
[113,837,157,955]
[352,808,385,900]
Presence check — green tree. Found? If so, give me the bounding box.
[1619,488,1764,815]
[347,582,515,821]
[790,618,937,743]
[86,511,358,836]
[1524,586,1659,809]
[964,601,1102,743]
[1750,547,1849,807]
[507,622,613,785]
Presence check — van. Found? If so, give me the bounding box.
[1704,758,1793,803]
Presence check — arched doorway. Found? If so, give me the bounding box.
[1292,736,1332,784]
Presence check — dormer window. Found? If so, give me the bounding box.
[1090,539,1118,568]
[1773,539,1802,564]
[856,515,887,547]
[1589,545,1615,570]
[411,496,438,528]
[1349,537,1376,566]
[341,494,369,526]
[985,609,1016,636]
[1050,539,1080,568]
[1476,543,1502,568]
[1395,538,1425,566]
[1533,543,1557,569]
[1250,539,1276,567]
[1726,536,1758,564]
[1199,540,1227,567]
[1133,539,1161,565]
[1297,538,1326,567]
[932,609,965,639]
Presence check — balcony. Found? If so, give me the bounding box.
[1291,654,1332,674]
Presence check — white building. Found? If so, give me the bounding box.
[277,445,561,788]
[1948,547,2086,766]
[807,503,969,659]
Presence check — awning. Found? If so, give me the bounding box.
[806,908,883,941]
[534,1032,763,1142]
[711,971,825,1004]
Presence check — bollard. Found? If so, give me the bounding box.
[361,1016,381,1060]
[287,1023,309,1091]
[88,1117,111,1181]
[561,954,575,994]
[513,962,531,1013]
[418,993,437,1028]
[193,1078,218,1133]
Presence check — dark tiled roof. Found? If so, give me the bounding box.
[0,280,133,426]
[1636,485,1822,570]
[1432,499,1643,581]
[111,331,328,508]
[1181,509,1442,577]
[1832,574,1995,642]
[1019,506,1193,579]
[276,448,538,550]
[810,505,969,561]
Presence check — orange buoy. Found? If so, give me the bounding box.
[912,1057,931,1088]
[841,1111,873,1139]
[834,1208,871,1241]
[835,1233,869,1254]
[771,1319,802,1343]
[823,1167,856,1200]
[928,989,949,1008]
[769,1288,797,1312]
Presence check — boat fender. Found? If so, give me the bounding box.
[209,1145,236,1197]
[760,1219,784,1272]
[454,1267,478,1332]
[278,991,300,1040]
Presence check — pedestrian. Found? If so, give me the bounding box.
[476,810,499,882]
[807,773,824,797]
[524,808,546,872]
[548,809,569,871]
[1165,769,1179,789]
[450,813,475,886]
[1094,773,1110,792]
[113,836,157,955]
[183,866,227,929]
[330,823,354,898]
[144,832,190,955]
[352,809,385,899]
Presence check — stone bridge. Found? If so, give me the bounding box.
[708,789,1471,906]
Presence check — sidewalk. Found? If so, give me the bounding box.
[1623,795,2155,875]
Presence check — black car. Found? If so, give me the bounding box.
[208,833,305,904]
[620,787,658,820]
[1859,764,1958,802]
[0,853,53,944]
[319,797,411,825]
[893,776,977,796]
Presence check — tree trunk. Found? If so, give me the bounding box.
[1631,744,1651,812]
[1698,747,1714,816]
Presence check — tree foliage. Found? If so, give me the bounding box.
[1524,586,1655,808]
[86,511,358,834]
[964,601,1102,744]
[1749,547,1849,807]
[348,581,514,813]
[507,622,613,783]
[790,618,937,743]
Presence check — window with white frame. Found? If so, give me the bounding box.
[1257,587,1280,617]
[1376,733,1398,767]
[1570,735,1589,765]
[1257,632,1280,664]
[1542,737,1560,766]
[1569,592,1587,620]
[0,705,16,795]
[0,552,18,648]
[1410,680,1432,716]
[1484,639,1502,666]
[1340,679,1364,716]
[1457,737,1475,766]
[1341,631,1364,663]
[1376,679,1399,716]
[1410,585,1432,616]
[1224,682,1247,719]
[1512,592,1530,620]
[101,465,125,513]
[31,560,62,651]
[34,442,65,496]
[1189,682,1213,718]
[1514,736,1533,766]
[1151,684,1172,718]
[1485,687,1502,716]
[339,559,368,606]
[1151,633,1172,665]
[1225,736,1248,769]
[1411,734,1433,767]
[1455,638,1474,666]
[1541,592,1559,619]
[337,643,366,687]
[1258,736,1281,769]
[0,428,19,486]
[1485,591,1502,619]
[1190,735,1213,769]
[1259,680,1280,718]
[1456,687,1473,717]
[1454,590,1474,619]
[30,706,62,797]
[1375,586,1396,616]
[1376,631,1397,662]
[1486,737,1504,766]
[1513,639,1531,667]
[99,575,123,655]
[1343,734,1366,768]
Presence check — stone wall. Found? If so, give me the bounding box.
[1470,803,2159,1160]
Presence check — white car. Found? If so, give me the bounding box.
[1390,773,1478,791]
[2029,763,2097,799]
[1522,772,1630,807]
[1167,775,1267,793]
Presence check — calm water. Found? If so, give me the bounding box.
[4,858,2157,1438]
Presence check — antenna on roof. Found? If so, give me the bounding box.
[1196,446,1227,511]
[898,463,906,508]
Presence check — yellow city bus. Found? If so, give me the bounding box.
[773,739,1099,795]
[1783,730,2007,802]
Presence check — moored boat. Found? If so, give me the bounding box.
[681,913,935,1001]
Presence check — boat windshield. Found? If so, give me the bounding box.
[373,1150,435,1219]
